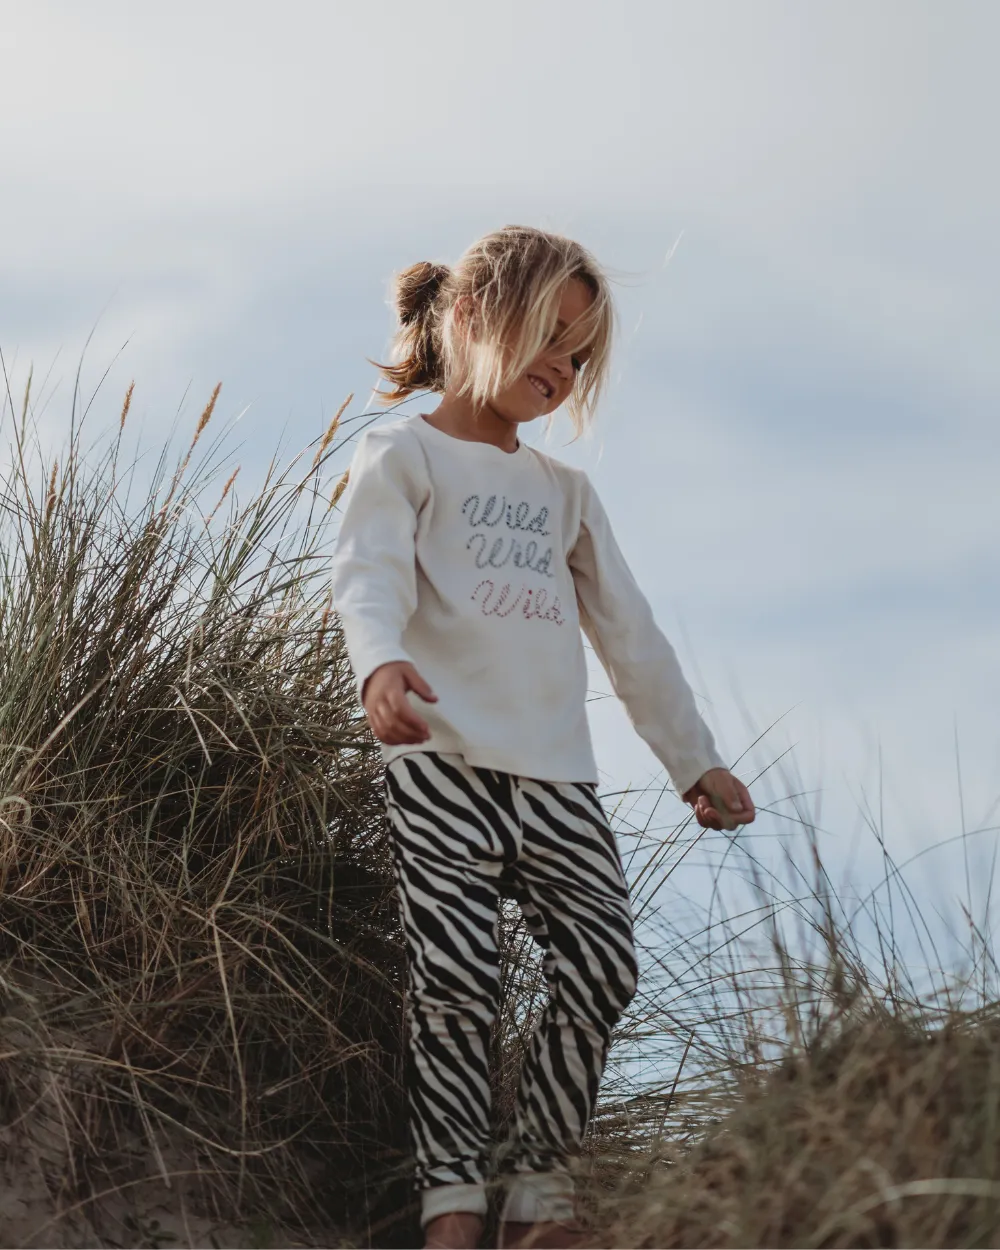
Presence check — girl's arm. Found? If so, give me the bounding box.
[569,474,728,803]
[330,427,425,700]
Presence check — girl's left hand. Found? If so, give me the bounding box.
[682,768,755,832]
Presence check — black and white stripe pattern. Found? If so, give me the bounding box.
[385,751,638,1203]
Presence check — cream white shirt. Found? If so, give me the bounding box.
[330,414,725,791]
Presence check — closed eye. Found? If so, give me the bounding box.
[548,323,589,372]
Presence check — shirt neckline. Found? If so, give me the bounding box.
[414,414,526,459]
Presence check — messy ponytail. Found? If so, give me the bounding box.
[376,261,451,398]
[374,225,615,434]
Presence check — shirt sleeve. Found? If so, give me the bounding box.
[330,426,427,699]
[569,474,726,799]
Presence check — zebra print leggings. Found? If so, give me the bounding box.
[385,751,638,1227]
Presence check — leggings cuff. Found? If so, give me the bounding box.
[421,1182,488,1226]
[501,1170,575,1223]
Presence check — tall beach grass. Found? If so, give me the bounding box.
[0,376,418,1245]
[1,367,998,1247]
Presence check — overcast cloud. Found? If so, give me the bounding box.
[2,0,998,914]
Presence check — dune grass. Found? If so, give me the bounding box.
[578,760,1000,1248]
[0,379,420,1246]
[1,371,999,1248]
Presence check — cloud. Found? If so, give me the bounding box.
[2,0,998,887]
[3,3,997,259]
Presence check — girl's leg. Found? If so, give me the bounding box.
[500,779,638,1226]
[386,752,520,1231]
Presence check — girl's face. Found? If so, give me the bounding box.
[491,278,595,426]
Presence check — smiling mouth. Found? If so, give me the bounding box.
[527,374,554,399]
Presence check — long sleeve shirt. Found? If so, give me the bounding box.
[330,414,725,793]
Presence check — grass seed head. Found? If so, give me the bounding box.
[192,381,222,448]
[329,468,350,510]
[45,460,58,521]
[120,380,135,430]
[312,393,353,468]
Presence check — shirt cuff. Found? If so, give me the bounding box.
[669,746,728,802]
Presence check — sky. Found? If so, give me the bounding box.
[2,0,999,938]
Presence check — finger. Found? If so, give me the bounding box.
[370,695,426,746]
[378,714,420,747]
[371,719,395,745]
[706,793,738,832]
[391,713,429,743]
[387,694,430,740]
[372,701,412,746]
[719,778,753,824]
[695,797,720,830]
[718,778,741,811]
[393,706,431,740]
[729,778,752,813]
[682,782,703,807]
[735,779,756,819]
[405,669,438,703]
[370,709,396,745]
[387,688,423,720]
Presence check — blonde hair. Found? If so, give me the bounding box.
[376,225,615,434]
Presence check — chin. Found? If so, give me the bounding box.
[494,402,544,427]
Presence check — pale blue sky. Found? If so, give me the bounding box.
[2,1,999,918]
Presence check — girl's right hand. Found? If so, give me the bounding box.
[362,661,438,745]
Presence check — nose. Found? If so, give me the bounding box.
[549,351,573,381]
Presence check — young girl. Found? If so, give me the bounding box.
[331,226,754,1250]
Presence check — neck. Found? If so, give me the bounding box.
[423,392,522,453]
